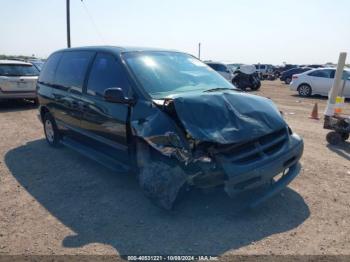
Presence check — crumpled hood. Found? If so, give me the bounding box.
[171,91,286,144]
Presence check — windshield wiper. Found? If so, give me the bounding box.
[204,87,236,92]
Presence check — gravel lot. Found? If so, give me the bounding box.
[0,81,349,258]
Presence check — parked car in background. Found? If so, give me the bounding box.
[0,60,39,102]
[226,63,242,72]
[280,67,312,84]
[290,68,350,97]
[205,61,234,81]
[232,64,261,90]
[37,46,303,210]
[274,64,298,78]
[254,64,274,79]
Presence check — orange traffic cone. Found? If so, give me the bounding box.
[309,103,320,120]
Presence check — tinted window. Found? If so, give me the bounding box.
[308,69,334,78]
[86,53,130,97]
[0,64,39,76]
[54,51,94,90]
[39,52,62,84]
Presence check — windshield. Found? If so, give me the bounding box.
[0,64,39,76]
[123,51,235,99]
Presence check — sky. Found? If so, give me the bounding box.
[1,0,350,65]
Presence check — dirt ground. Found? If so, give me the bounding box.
[0,81,349,259]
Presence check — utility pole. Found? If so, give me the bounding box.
[66,0,71,48]
[198,42,201,60]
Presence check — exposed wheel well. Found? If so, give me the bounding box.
[40,106,50,122]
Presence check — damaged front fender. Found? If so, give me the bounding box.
[130,100,191,163]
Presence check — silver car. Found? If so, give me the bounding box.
[0,60,39,102]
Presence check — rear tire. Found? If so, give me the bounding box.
[43,113,61,147]
[298,84,312,97]
[285,77,292,85]
[326,132,343,145]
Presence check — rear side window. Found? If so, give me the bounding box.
[86,53,130,97]
[54,51,94,90]
[308,69,334,78]
[0,64,39,76]
[39,52,62,84]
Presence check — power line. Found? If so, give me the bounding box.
[80,0,106,44]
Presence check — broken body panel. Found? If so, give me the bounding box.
[131,89,304,209]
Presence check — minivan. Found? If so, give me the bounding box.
[37,46,304,209]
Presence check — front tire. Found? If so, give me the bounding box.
[135,139,187,210]
[43,113,61,147]
[298,84,312,97]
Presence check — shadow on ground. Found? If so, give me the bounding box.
[327,141,350,161]
[0,99,37,113]
[5,139,310,255]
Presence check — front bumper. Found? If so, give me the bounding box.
[216,133,304,207]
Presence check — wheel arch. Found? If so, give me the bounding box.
[39,106,50,122]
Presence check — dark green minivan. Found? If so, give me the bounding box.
[37,46,303,209]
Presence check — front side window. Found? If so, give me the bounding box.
[54,51,94,89]
[0,64,39,76]
[123,51,235,99]
[86,53,130,97]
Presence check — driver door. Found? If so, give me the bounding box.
[80,52,132,153]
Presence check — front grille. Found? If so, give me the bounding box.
[215,128,288,164]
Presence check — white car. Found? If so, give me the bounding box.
[290,68,350,97]
[205,61,234,82]
[0,60,39,101]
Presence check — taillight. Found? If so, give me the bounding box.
[292,75,298,79]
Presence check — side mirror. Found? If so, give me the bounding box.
[104,88,135,105]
